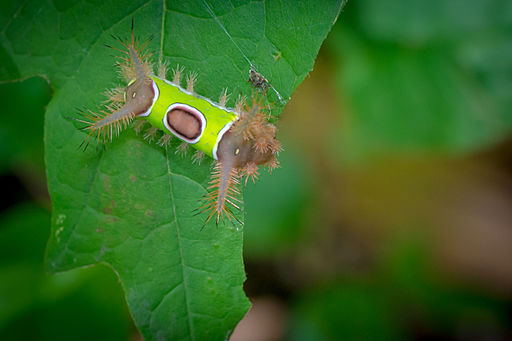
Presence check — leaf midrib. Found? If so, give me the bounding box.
[165,144,195,340]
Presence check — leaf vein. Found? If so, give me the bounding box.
[164,144,195,340]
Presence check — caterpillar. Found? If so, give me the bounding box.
[74,22,280,226]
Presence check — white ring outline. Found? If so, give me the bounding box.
[163,103,206,144]
[212,120,236,160]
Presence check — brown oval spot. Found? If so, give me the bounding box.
[167,109,201,140]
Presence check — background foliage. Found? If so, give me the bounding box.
[1,0,512,340]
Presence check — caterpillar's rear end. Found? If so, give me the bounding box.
[200,96,280,225]
[75,23,280,227]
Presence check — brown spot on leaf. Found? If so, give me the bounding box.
[103,176,110,191]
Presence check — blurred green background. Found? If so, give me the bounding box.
[1,0,512,340]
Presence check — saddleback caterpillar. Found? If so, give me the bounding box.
[74,22,280,226]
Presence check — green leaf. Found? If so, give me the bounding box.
[0,77,51,173]
[287,283,406,341]
[244,148,313,259]
[0,204,132,340]
[352,0,512,45]
[327,0,512,163]
[0,0,342,339]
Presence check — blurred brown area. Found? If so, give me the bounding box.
[283,52,512,294]
[231,297,287,341]
[237,24,512,337]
